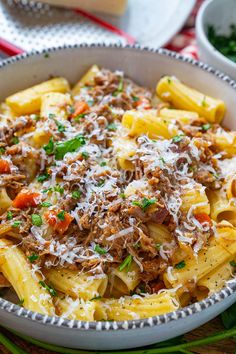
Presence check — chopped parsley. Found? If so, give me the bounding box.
[43,137,54,155]
[132,95,140,102]
[28,253,39,263]
[0,147,5,155]
[156,243,162,250]
[37,171,50,183]
[11,136,19,145]
[202,123,212,131]
[54,185,64,195]
[132,197,156,211]
[42,187,53,194]
[55,134,86,160]
[230,260,236,267]
[74,113,86,122]
[7,211,13,220]
[48,113,56,119]
[119,254,133,272]
[208,24,236,64]
[40,201,52,207]
[97,180,105,187]
[100,161,107,167]
[82,151,89,160]
[174,260,186,269]
[90,295,102,301]
[172,134,185,143]
[72,190,82,200]
[94,244,107,255]
[107,123,117,131]
[12,221,22,228]
[31,214,42,227]
[55,120,66,133]
[18,299,24,306]
[57,210,65,221]
[201,96,207,107]
[120,193,126,200]
[39,281,57,297]
[113,77,124,96]
[159,157,165,164]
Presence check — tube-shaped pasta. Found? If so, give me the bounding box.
[72,65,100,95]
[95,292,179,321]
[181,184,210,215]
[45,269,108,300]
[148,223,172,244]
[40,92,72,120]
[56,296,96,321]
[214,132,236,156]
[208,189,236,226]
[112,136,137,171]
[159,108,199,124]
[6,78,70,115]
[110,262,140,295]
[156,76,226,123]
[0,188,12,215]
[0,239,54,315]
[122,110,178,139]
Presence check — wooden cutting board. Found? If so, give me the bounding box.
[0,317,235,354]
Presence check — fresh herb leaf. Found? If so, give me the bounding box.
[37,172,50,183]
[12,221,22,228]
[54,185,64,195]
[28,253,39,263]
[119,254,133,272]
[107,123,117,131]
[208,24,236,64]
[71,190,82,200]
[202,123,212,131]
[156,243,162,250]
[94,244,107,255]
[0,147,5,155]
[172,134,185,143]
[112,77,124,96]
[100,161,107,167]
[43,137,54,155]
[48,113,56,119]
[132,95,140,102]
[120,193,126,200]
[159,157,165,164]
[55,134,86,160]
[42,188,53,194]
[11,136,19,145]
[230,260,236,267]
[82,151,89,160]
[55,120,66,133]
[90,295,102,301]
[74,113,86,122]
[31,214,43,227]
[132,197,156,211]
[57,210,65,220]
[39,281,57,297]
[174,260,186,269]
[7,211,13,220]
[97,180,105,187]
[40,201,52,207]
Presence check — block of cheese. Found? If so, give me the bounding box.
[39,0,128,16]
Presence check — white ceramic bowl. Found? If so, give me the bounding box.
[196,0,236,80]
[0,44,236,350]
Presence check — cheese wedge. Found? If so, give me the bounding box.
[39,0,128,16]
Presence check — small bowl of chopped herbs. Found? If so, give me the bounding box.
[196,0,236,80]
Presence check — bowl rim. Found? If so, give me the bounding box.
[0,42,236,332]
[196,0,236,70]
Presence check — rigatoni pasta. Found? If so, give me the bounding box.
[0,65,235,321]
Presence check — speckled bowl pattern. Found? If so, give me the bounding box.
[0,44,236,350]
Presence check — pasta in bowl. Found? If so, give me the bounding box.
[0,62,236,323]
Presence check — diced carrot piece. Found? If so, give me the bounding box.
[194,212,212,225]
[72,101,89,118]
[0,160,11,174]
[44,210,73,234]
[12,190,41,209]
[136,97,151,110]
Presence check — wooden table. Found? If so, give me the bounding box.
[0,317,235,354]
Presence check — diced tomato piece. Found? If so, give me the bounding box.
[44,210,73,234]
[0,160,10,174]
[135,97,151,110]
[12,190,41,209]
[194,212,212,225]
[72,101,89,118]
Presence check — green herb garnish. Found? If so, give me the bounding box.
[39,281,57,297]
[120,193,126,200]
[72,190,82,200]
[113,77,124,96]
[107,123,117,131]
[97,180,105,187]
[132,95,140,102]
[40,201,52,207]
[208,24,236,64]
[55,121,66,133]
[172,134,185,143]
[119,254,133,272]
[202,123,212,131]
[74,113,86,122]
[43,137,54,155]
[82,151,89,160]
[7,211,13,220]
[37,172,50,183]
[0,147,5,155]
[94,244,107,255]
[100,161,107,167]
[18,299,24,306]
[230,260,236,267]
[174,260,186,269]
[57,210,65,220]
[11,136,19,145]
[132,197,156,211]
[54,185,64,195]
[156,243,162,250]
[31,214,42,227]
[90,295,102,301]
[28,254,39,263]
[12,221,21,228]
[55,134,86,160]
[42,187,53,194]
